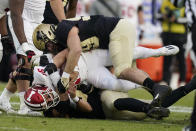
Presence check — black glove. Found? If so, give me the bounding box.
[44,63,57,75]
[26,50,35,62]
[57,79,66,93]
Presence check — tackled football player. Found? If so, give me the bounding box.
[24,48,196,120]
[0,0,79,115]
[33,15,172,108]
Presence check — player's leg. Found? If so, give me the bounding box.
[161,75,196,108]
[7,14,42,116]
[133,45,179,60]
[0,79,17,113]
[87,66,141,92]
[101,90,169,120]
[109,19,171,107]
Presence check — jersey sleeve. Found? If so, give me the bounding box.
[56,20,74,48]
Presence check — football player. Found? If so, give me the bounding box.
[33,16,173,108]
[0,0,46,116]
[26,44,181,119]
[25,49,196,120]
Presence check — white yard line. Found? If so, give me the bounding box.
[0,127,32,131]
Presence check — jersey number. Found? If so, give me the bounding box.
[27,91,36,102]
[81,36,99,52]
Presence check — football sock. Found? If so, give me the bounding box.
[161,86,186,107]
[133,46,160,60]
[114,98,149,113]
[18,92,26,110]
[143,78,155,90]
[184,75,196,94]
[0,88,13,101]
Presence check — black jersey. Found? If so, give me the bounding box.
[42,0,69,24]
[56,15,120,51]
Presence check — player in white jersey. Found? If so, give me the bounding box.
[0,44,179,116]
[0,0,46,116]
[25,45,180,120]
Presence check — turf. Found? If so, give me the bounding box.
[0,82,194,131]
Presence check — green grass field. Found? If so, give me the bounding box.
[0,82,194,131]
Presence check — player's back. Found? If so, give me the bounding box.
[56,15,120,51]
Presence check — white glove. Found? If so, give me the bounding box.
[21,42,32,53]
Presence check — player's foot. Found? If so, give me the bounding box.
[0,98,17,114]
[156,45,179,57]
[147,107,170,120]
[150,84,172,107]
[18,106,42,116]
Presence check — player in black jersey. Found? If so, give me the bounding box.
[43,0,78,24]
[32,15,172,108]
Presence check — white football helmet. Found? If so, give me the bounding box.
[24,85,60,111]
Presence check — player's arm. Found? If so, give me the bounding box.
[66,0,78,18]
[9,0,27,44]
[68,84,92,112]
[53,49,69,68]
[64,27,81,74]
[50,0,66,22]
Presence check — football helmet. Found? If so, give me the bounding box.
[24,85,60,111]
[32,24,57,51]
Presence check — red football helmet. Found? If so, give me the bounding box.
[24,85,60,111]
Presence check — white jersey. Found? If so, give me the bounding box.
[32,66,55,90]
[77,49,140,92]
[8,0,45,56]
[23,0,45,23]
[0,0,9,19]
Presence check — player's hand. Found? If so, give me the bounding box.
[67,83,77,98]
[44,63,57,75]
[70,71,80,86]
[22,42,36,62]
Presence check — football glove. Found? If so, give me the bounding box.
[44,63,57,75]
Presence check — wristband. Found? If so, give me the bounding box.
[62,72,70,78]
[72,96,80,103]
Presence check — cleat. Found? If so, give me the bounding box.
[147,107,170,120]
[0,98,17,114]
[18,106,42,116]
[150,84,172,107]
[156,45,179,57]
